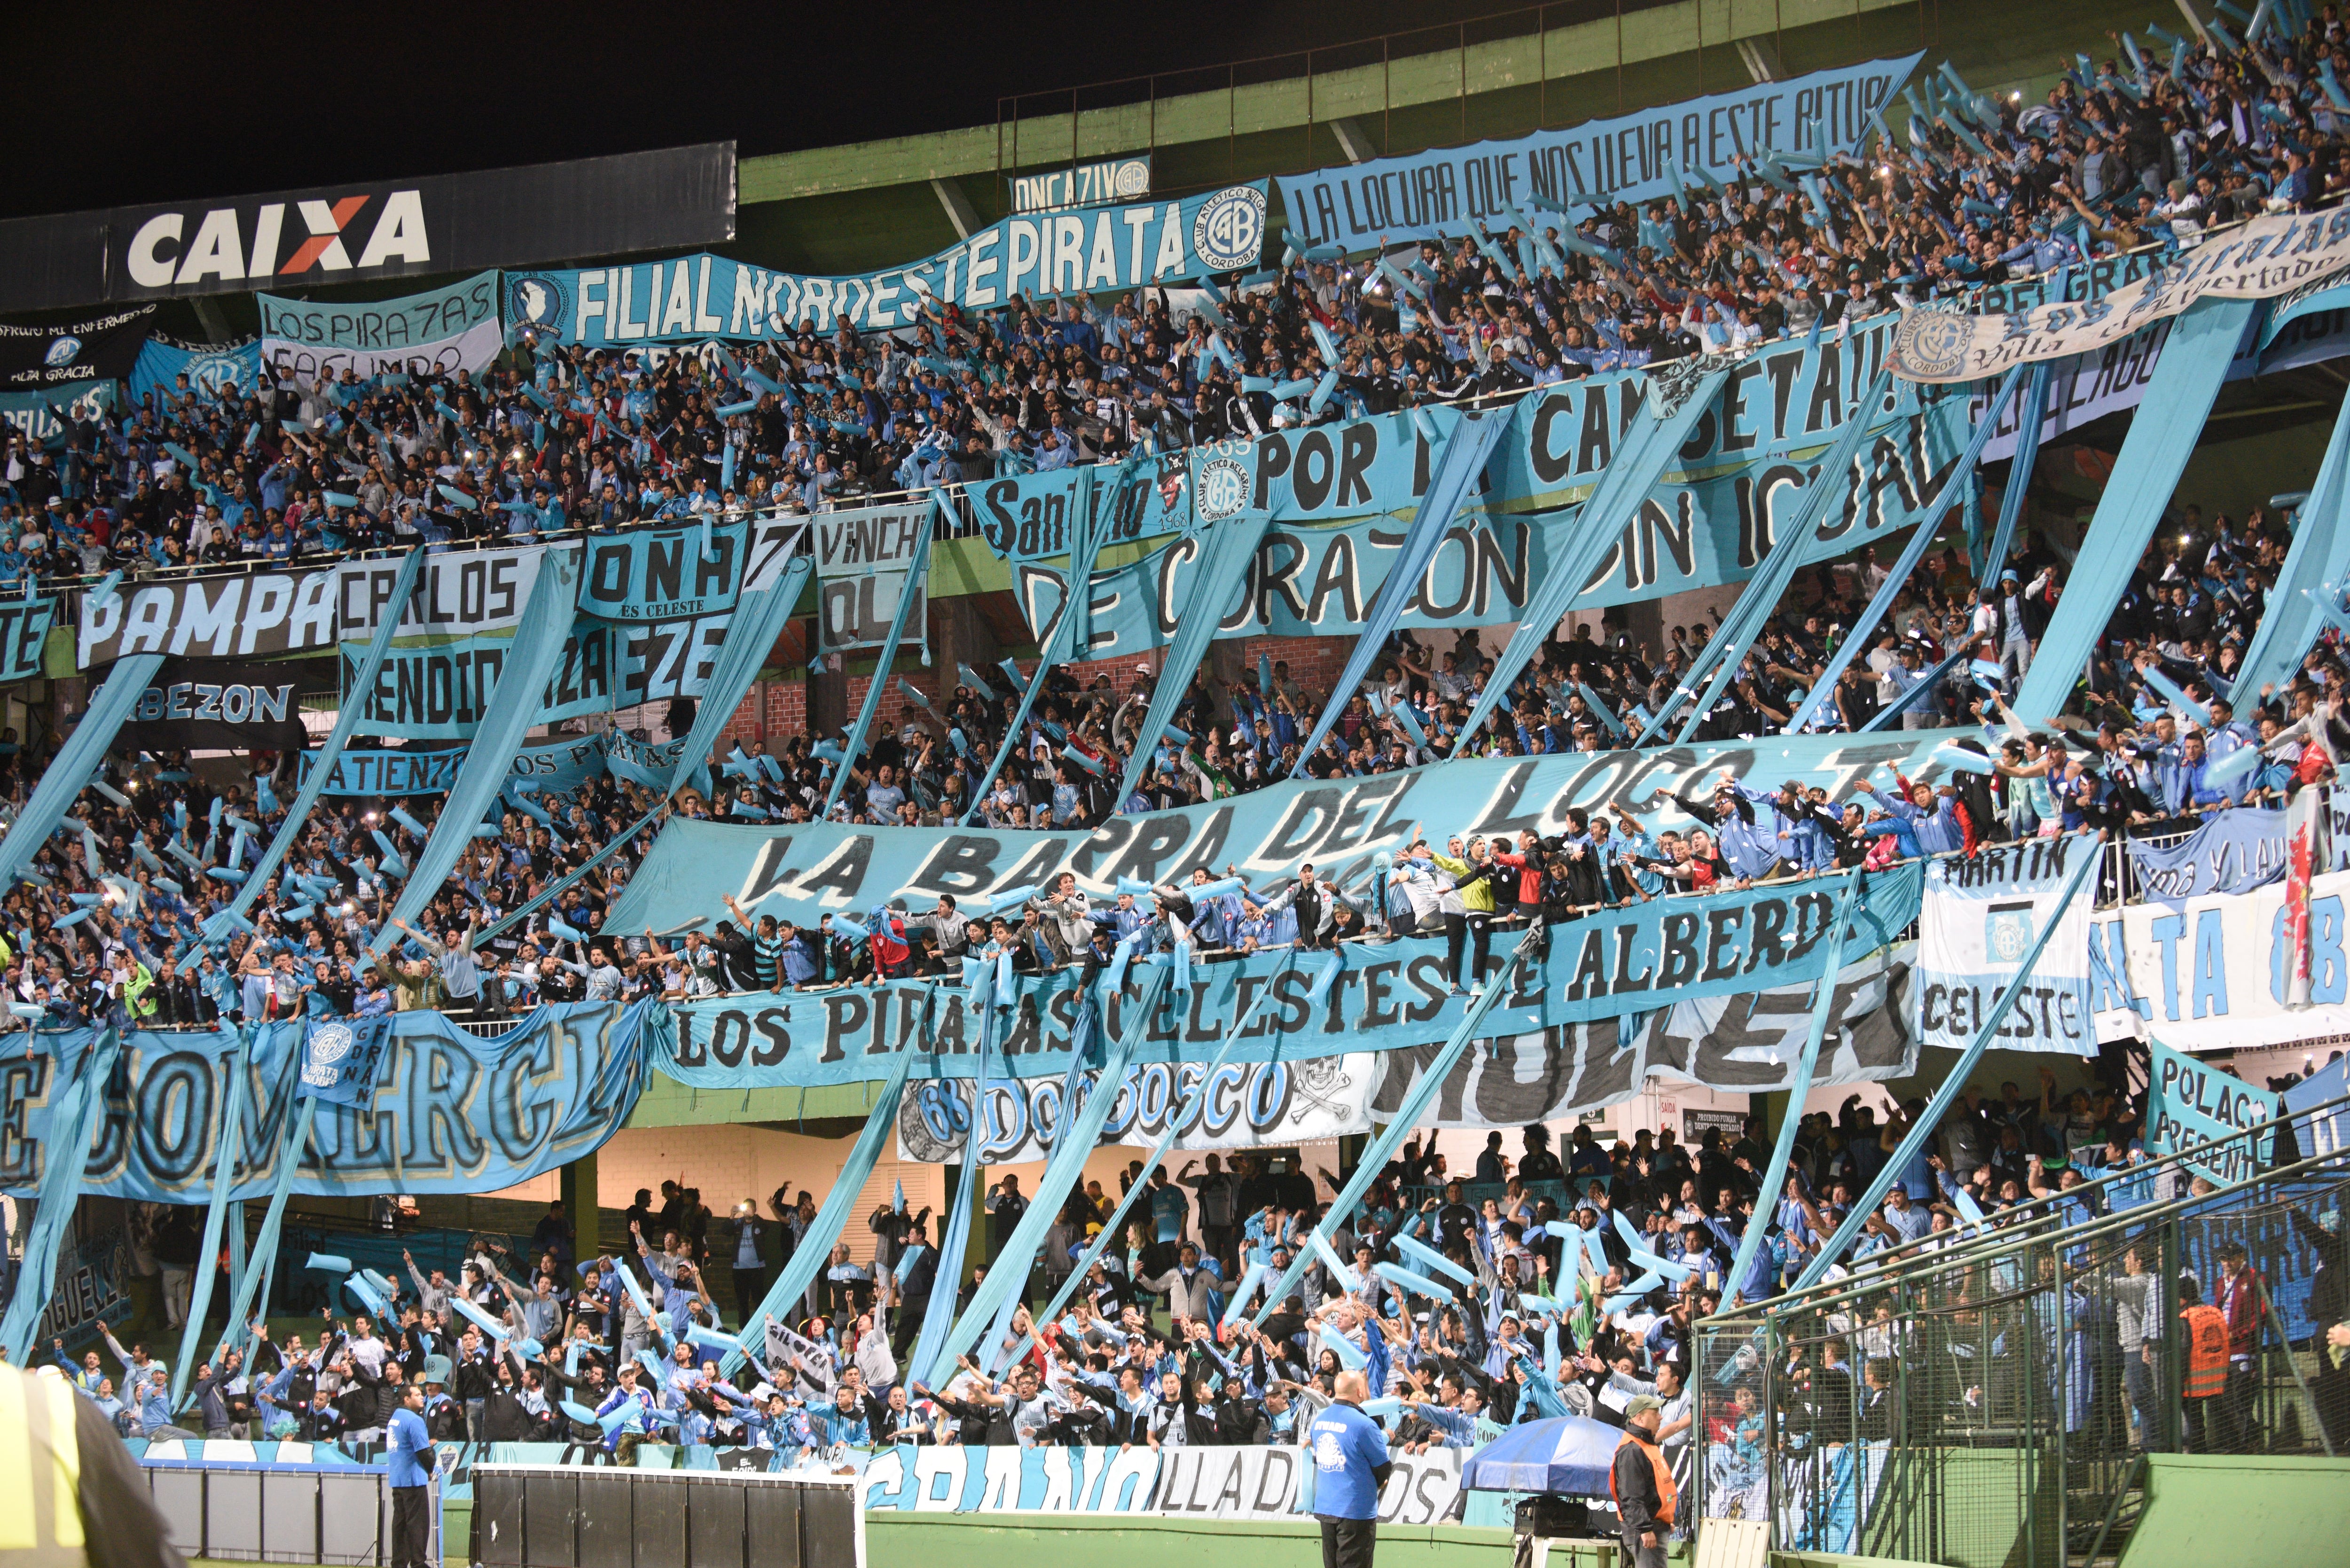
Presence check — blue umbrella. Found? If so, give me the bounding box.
[1460,1415,1625,1494]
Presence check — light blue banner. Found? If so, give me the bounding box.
[125,337,262,408]
[504,183,1268,343]
[1276,55,1920,250]
[2126,809,2288,901]
[0,596,56,682]
[0,382,114,445]
[296,733,612,796]
[0,1001,658,1203]
[2147,1035,2281,1183]
[649,861,1920,1088]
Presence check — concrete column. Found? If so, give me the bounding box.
[562,1150,600,1267]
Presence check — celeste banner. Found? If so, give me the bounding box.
[1891,209,2350,382]
[0,1002,656,1202]
[649,862,1921,1089]
[1276,55,1920,250]
[1916,838,2095,1057]
[126,335,263,407]
[2126,809,2288,901]
[0,596,56,683]
[502,183,1267,343]
[2146,1034,2281,1184]
[0,382,115,445]
[2091,867,2350,1051]
[297,731,613,797]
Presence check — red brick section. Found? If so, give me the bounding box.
[713,634,1361,748]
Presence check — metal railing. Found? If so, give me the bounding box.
[1694,1091,2350,1566]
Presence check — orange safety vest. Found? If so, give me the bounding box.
[2182,1304,2229,1398]
[1610,1433,1676,1527]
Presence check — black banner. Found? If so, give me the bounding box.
[0,144,736,314]
[0,306,156,390]
[113,658,334,754]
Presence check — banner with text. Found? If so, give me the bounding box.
[258,269,504,382]
[0,305,157,391]
[1915,837,2095,1056]
[1891,210,2350,382]
[0,597,56,683]
[0,1001,655,1202]
[113,656,331,753]
[298,732,613,797]
[1276,56,1919,250]
[816,500,930,655]
[0,382,114,445]
[2146,1035,2282,1183]
[504,183,1267,344]
[2091,868,2350,1051]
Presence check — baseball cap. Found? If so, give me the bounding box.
[1624,1395,1664,1418]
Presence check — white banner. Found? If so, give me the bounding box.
[895,1053,1378,1163]
[1917,840,2094,1055]
[261,313,503,382]
[1892,210,2350,382]
[815,499,929,655]
[2092,867,2350,1051]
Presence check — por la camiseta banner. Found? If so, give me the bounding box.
[1890,208,2350,383]
[502,182,1269,343]
[2091,866,2350,1051]
[1914,838,2095,1056]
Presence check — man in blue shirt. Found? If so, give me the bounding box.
[385,1382,434,1568]
[1308,1370,1392,1568]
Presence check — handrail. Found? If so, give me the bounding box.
[1703,1085,2350,1326]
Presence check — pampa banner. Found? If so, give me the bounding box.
[2091,867,2350,1051]
[126,336,263,407]
[1890,209,2350,382]
[0,596,57,683]
[816,500,928,654]
[651,864,1922,1089]
[78,570,339,665]
[0,1001,656,1202]
[1275,55,1919,250]
[0,304,157,390]
[502,183,1268,344]
[1914,838,2095,1056]
[258,268,504,381]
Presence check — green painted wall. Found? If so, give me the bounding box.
[726,0,2170,277]
[2117,1455,2350,1568]
[866,1513,1528,1568]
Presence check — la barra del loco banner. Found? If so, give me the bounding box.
[1914,837,2095,1056]
[2145,1035,2284,1184]
[0,305,156,391]
[0,1002,656,1203]
[1891,209,2350,382]
[2089,867,2350,1052]
[1276,55,1920,250]
[258,269,503,382]
[502,183,1269,343]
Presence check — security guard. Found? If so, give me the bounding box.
[2180,1271,2231,1453]
[1611,1395,1676,1568]
[0,1365,184,1568]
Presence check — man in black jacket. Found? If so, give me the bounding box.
[1611,1396,1673,1568]
[890,1219,938,1360]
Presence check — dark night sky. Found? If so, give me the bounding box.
[8,0,1572,218]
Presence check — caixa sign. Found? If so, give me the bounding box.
[0,144,736,313]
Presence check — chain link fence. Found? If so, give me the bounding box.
[1694,1103,2350,1567]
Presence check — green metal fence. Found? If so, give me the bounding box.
[1693,1095,2350,1567]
